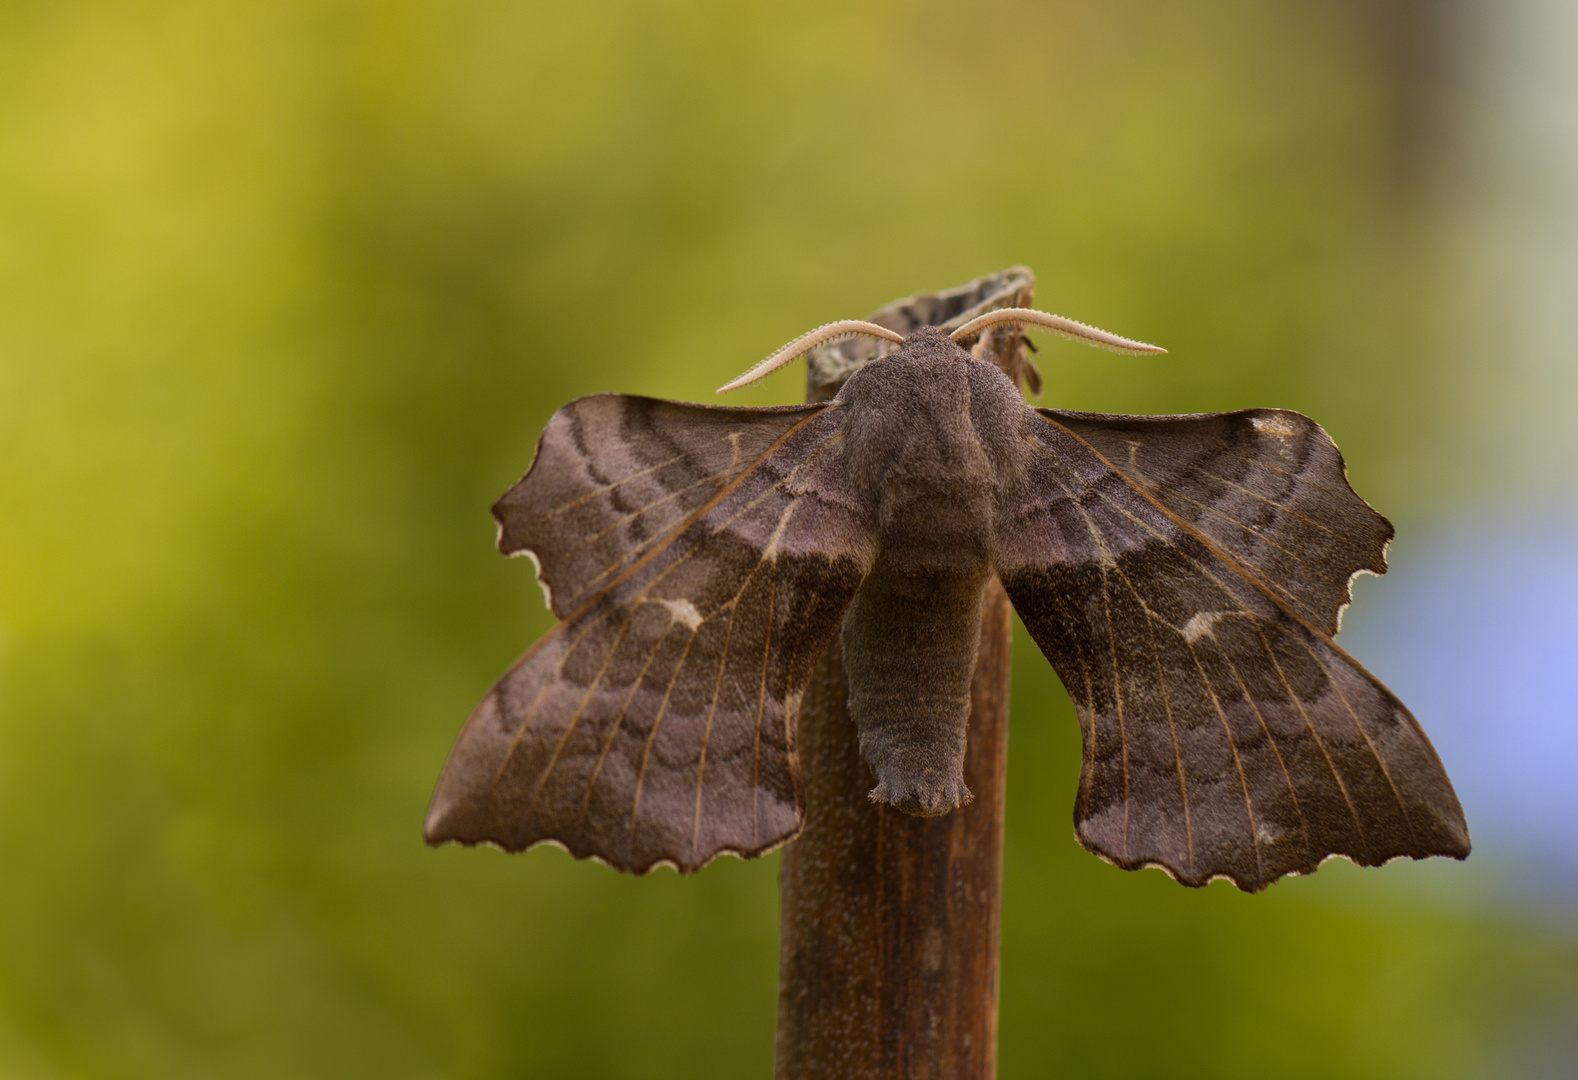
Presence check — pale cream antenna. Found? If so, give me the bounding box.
[950,307,1166,355]
[717,320,906,394]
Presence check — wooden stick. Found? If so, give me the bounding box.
[775,269,1031,1080]
[775,587,1010,1080]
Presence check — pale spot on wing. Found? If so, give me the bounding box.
[654,597,704,631]
[1255,820,1282,845]
[759,500,797,560]
[1250,413,1300,436]
[1181,610,1226,643]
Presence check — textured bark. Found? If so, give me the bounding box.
[775,585,1010,1080]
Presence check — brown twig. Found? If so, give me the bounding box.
[775,269,1034,1080]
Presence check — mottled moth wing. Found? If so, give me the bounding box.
[427,401,875,872]
[1043,408,1391,634]
[997,411,1469,891]
[494,394,827,617]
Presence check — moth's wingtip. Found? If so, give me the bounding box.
[1440,818,1473,861]
[421,798,457,847]
[421,784,486,850]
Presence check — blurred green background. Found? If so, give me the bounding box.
[1,0,1575,1077]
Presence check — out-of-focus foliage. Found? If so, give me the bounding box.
[0,0,1572,1077]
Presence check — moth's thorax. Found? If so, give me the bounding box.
[837,328,1028,556]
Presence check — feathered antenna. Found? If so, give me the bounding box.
[717,321,905,394]
[950,307,1165,355]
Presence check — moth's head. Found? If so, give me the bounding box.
[716,308,1164,394]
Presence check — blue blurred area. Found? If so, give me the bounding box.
[1341,505,1578,898]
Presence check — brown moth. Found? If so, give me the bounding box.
[426,297,1470,892]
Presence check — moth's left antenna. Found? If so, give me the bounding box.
[717,321,905,393]
[950,307,1165,355]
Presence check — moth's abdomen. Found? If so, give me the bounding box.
[842,552,991,816]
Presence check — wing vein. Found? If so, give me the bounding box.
[1186,467,1350,539]
[541,450,695,520]
[1026,438,1132,855]
[1293,636,1418,845]
[523,610,641,820]
[581,618,671,823]
[545,408,833,629]
[750,566,779,847]
[689,600,740,862]
[628,627,706,846]
[489,609,617,790]
[634,514,781,851]
[1213,639,1314,861]
[1179,632,1264,883]
[1253,625,1368,848]
[626,426,845,608]
[1109,559,1195,875]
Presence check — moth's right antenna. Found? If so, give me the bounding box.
[951,307,1165,355]
[717,321,905,393]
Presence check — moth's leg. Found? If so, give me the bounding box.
[841,554,991,816]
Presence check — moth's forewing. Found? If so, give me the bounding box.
[492,395,826,618]
[1041,408,1392,634]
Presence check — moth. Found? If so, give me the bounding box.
[426,301,1470,892]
